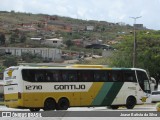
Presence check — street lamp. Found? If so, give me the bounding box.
[130,16,142,68]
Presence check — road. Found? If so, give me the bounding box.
[0,86,159,120]
[0,104,157,111]
[0,104,159,120]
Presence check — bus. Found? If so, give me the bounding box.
[3,65,151,111]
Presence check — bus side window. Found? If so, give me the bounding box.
[68,71,77,82]
[101,71,108,82]
[109,70,122,82]
[45,70,53,82]
[22,69,36,82]
[29,70,36,82]
[52,71,59,82]
[94,71,100,82]
[123,70,136,82]
[61,71,68,82]
[94,71,108,82]
[83,72,88,81]
[79,71,93,82]
[35,71,44,82]
[22,69,26,81]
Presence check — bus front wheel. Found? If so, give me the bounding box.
[43,98,56,111]
[56,98,70,110]
[126,96,136,109]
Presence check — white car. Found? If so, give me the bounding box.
[151,91,160,103]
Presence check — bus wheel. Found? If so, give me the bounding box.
[43,98,56,111]
[56,98,70,110]
[126,96,136,109]
[29,108,40,112]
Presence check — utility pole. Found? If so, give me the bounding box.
[130,16,142,68]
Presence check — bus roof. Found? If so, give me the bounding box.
[6,65,146,71]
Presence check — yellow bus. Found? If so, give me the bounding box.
[3,65,151,111]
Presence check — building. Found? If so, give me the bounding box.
[30,38,42,41]
[0,47,62,61]
[134,24,144,29]
[42,38,63,47]
[30,38,42,44]
[86,26,94,31]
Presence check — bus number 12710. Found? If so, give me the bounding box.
[25,85,42,90]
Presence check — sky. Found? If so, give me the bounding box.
[1,0,160,30]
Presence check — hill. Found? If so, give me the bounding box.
[0,10,137,48]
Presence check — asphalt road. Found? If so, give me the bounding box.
[0,104,159,120]
[0,104,157,111]
[0,85,159,120]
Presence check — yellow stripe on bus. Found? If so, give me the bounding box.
[67,64,105,68]
[4,93,18,100]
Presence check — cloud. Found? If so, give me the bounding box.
[0,0,25,12]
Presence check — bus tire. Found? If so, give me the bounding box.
[56,98,70,110]
[43,98,56,111]
[29,108,40,112]
[126,96,136,109]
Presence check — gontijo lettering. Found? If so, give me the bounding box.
[54,84,85,90]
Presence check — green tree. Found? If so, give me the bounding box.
[21,52,43,63]
[19,33,27,43]
[109,35,133,67]
[0,65,5,72]
[109,31,160,84]
[9,32,18,43]
[3,56,17,67]
[65,39,74,48]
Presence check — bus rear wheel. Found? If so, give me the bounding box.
[43,98,56,111]
[126,96,136,109]
[56,98,70,110]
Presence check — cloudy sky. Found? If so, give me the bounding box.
[1,0,160,30]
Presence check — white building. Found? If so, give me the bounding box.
[86,26,94,31]
[30,38,42,41]
[43,38,63,47]
[0,47,62,61]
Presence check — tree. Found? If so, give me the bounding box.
[19,33,27,43]
[21,52,43,63]
[9,32,18,43]
[65,40,74,48]
[0,65,5,72]
[3,56,17,67]
[0,33,5,45]
[109,31,160,84]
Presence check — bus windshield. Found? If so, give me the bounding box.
[136,70,151,94]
